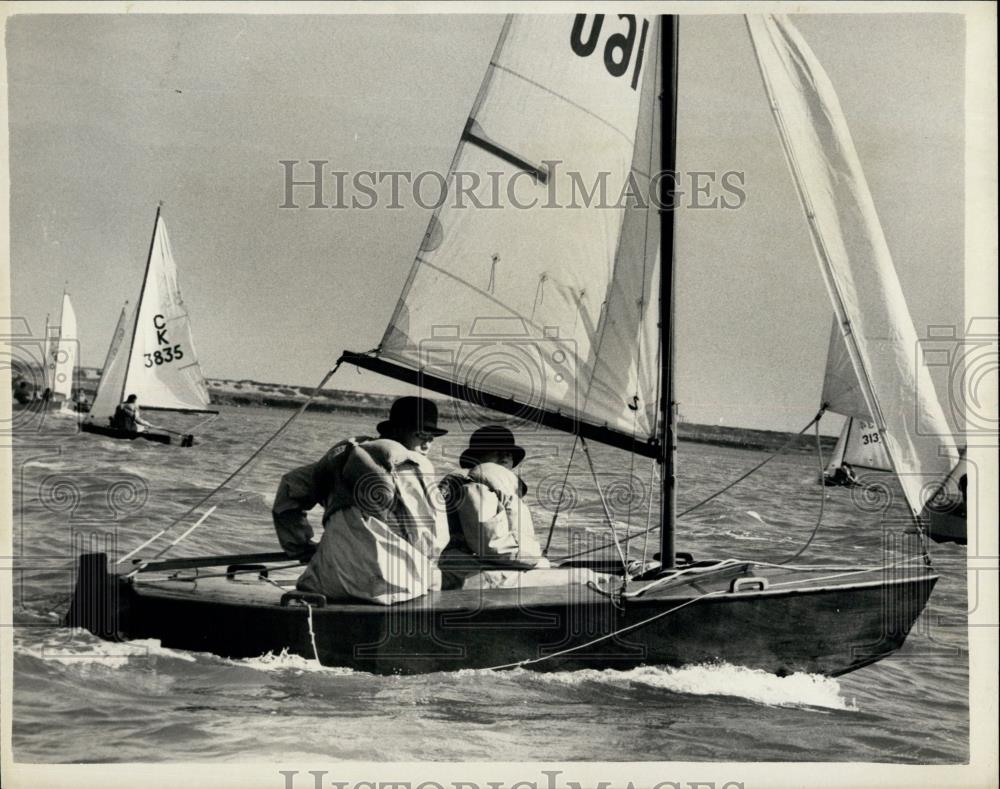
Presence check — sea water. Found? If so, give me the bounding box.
[9,406,968,763]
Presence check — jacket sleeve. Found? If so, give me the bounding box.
[458,483,538,569]
[271,461,321,559]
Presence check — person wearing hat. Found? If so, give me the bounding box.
[274,396,452,605]
[438,425,550,588]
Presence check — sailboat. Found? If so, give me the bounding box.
[822,417,890,484]
[80,207,216,446]
[38,292,81,413]
[819,311,966,542]
[67,15,950,676]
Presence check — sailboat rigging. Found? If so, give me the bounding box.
[81,206,216,446]
[68,14,946,676]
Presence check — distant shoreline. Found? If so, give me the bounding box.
[66,367,836,455]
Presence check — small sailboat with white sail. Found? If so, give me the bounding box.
[818,310,966,542]
[81,206,216,446]
[35,291,83,415]
[68,15,954,676]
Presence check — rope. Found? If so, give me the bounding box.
[776,417,827,564]
[542,435,579,556]
[557,409,827,562]
[118,506,217,566]
[484,588,728,671]
[677,407,826,519]
[304,602,320,663]
[580,437,629,576]
[120,362,344,571]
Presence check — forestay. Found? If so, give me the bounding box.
[747,15,960,514]
[380,15,661,447]
[122,215,212,413]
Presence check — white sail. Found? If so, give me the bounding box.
[380,14,661,444]
[52,293,77,399]
[121,214,212,413]
[821,314,869,420]
[41,314,52,392]
[747,15,960,515]
[825,417,892,475]
[90,303,132,423]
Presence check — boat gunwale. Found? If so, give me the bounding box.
[126,567,939,613]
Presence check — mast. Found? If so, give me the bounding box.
[659,15,679,570]
[120,203,162,404]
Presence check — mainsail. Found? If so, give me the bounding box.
[121,212,212,413]
[377,15,662,453]
[52,293,77,400]
[747,15,961,515]
[87,210,213,423]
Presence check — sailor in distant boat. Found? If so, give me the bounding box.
[278,396,451,605]
[823,461,859,488]
[438,425,551,588]
[112,394,152,434]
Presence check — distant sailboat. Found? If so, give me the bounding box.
[81,206,216,446]
[69,15,947,677]
[34,292,82,415]
[818,303,965,542]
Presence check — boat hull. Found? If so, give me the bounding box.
[79,422,178,446]
[926,509,966,545]
[66,553,937,677]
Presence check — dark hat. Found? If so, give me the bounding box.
[126,394,138,403]
[377,396,447,438]
[459,425,526,469]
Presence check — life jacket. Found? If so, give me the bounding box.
[442,462,544,569]
[112,402,138,432]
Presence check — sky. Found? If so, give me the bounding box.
[4,9,967,433]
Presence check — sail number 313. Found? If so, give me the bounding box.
[570,15,649,91]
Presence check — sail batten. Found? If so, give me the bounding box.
[379,15,662,445]
[747,14,960,516]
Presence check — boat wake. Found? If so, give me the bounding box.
[515,664,854,710]
[17,634,198,668]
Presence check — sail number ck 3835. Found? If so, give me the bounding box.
[143,313,184,368]
[571,15,649,90]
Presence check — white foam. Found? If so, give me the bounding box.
[221,647,356,675]
[22,635,198,666]
[516,663,854,710]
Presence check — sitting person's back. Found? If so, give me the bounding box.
[439,426,551,588]
[281,396,451,605]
